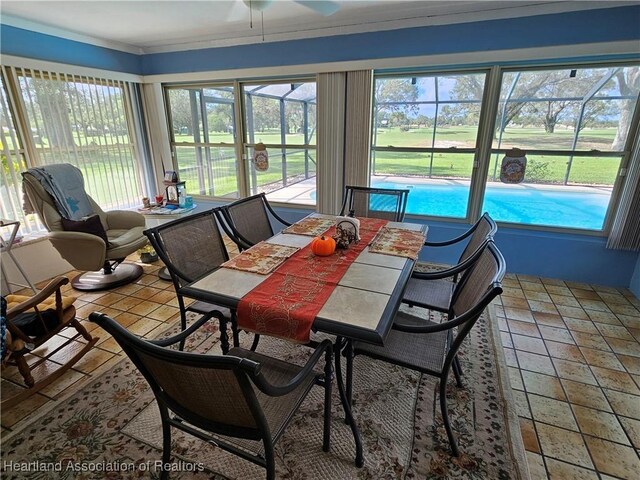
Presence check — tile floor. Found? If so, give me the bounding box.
[495,274,640,480]
[2,251,640,479]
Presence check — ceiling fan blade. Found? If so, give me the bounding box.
[295,0,340,16]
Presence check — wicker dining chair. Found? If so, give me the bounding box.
[90,312,333,480]
[144,210,237,353]
[339,185,410,222]
[403,213,498,312]
[349,241,505,456]
[219,193,292,251]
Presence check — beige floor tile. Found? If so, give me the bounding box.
[508,319,541,337]
[109,295,144,312]
[128,317,163,336]
[545,341,585,363]
[563,318,599,335]
[533,312,565,328]
[545,458,598,480]
[128,300,162,317]
[617,314,640,330]
[148,290,178,305]
[522,370,566,400]
[584,436,640,479]
[115,283,145,295]
[71,348,115,374]
[502,296,530,309]
[556,305,589,320]
[570,288,601,300]
[618,416,640,449]
[579,300,611,313]
[526,451,548,480]
[598,292,632,305]
[605,337,640,357]
[552,358,597,386]
[92,292,126,307]
[0,392,50,428]
[595,324,635,341]
[147,304,180,322]
[517,350,556,376]
[502,286,526,299]
[550,294,582,308]
[501,331,513,348]
[591,366,640,395]
[503,347,519,368]
[536,422,593,469]
[580,347,625,371]
[608,303,640,317]
[508,367,524,390]
[529,394,577,430]
[571,331,611,351]
[541,277,565,287]
[113,312,142,327]
[603,389,640,420]
[497,316,509,332]
[585,310,621,326]
[529,301,559,315]
[525,291,554,303]
[572,405,630,444]
[505,307,535,323]
[130,286,164,300]
[513,334,547,355]
[617,354,640,374]
[513,389,532,419]
[545,285,573,296]
[539,325,575,344]
[520,281,546,292]
[520,417,540,453]
[38,368,87,398]
[561,379,612,412]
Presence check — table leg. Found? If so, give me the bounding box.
[334,336,364,468]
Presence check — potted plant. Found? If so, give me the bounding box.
[138,245,158,263]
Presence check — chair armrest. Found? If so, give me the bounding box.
[106,210,145,230]
[252,339,333,396]
[49,231,106,271]
[6,277,69,319]
[263,201,292,227]
[147,311,224,347]
[413,237,489,281]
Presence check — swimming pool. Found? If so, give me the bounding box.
[370,179,611,230]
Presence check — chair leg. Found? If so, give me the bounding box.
[71,318,94,342]
[159,404,172,480]
[454,355,464,376]
[439,373,459,457]
[345,341,354,408]
[231,310,240,348]
[250,334,261,352]
[264,439,276,480]
[177,298,188,351]
[15,355,34,388]
[219,317,230,354]
[452,358,464,388]
[323,348,333,452]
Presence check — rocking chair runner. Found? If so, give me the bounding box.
[1,277,98,409]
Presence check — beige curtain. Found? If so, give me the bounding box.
[344,70,373,188]
[141,83,173,196]
[608,122,640,251]
[316,72,346,214]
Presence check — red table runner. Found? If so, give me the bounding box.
[237,218,387,343]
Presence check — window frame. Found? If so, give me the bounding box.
[371,61,640,235]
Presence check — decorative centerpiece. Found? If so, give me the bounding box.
[333,214,360,249]
[138,245,159,263]
[311,236,336,256]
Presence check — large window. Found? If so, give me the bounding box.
[165,80,317,205]
[1,67,147,235]
[371,64,640,231]
[484,66,640,230]
[166,85,240,198]
[371,72,486,218]
[242,81,316,205]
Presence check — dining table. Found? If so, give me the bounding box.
[181,212,428,467]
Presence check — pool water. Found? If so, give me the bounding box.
[370,180,611,230]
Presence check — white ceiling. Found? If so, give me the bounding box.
[0,0,632,54]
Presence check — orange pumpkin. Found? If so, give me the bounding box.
[311,235,336,256]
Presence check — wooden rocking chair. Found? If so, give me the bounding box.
[1,276,98,409]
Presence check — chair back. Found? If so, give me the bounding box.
[221,193,275,247]
[144,210,228,289]
[22,171,107,232]
[91,313,267,438]
[451,241,505,321]
[458,213,498,265]
[340,186,409,221]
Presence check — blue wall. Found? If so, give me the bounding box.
[1,6,639,75]
[0,25,142,74]
[631,255,640,297]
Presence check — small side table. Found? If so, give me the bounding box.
[1,219,37,293]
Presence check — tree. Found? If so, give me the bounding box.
[168,89,195,135]
[33,80,75,146]
[612,67,640,150]
[374,79,419,124]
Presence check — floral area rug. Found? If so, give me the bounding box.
[1,304,528,480]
